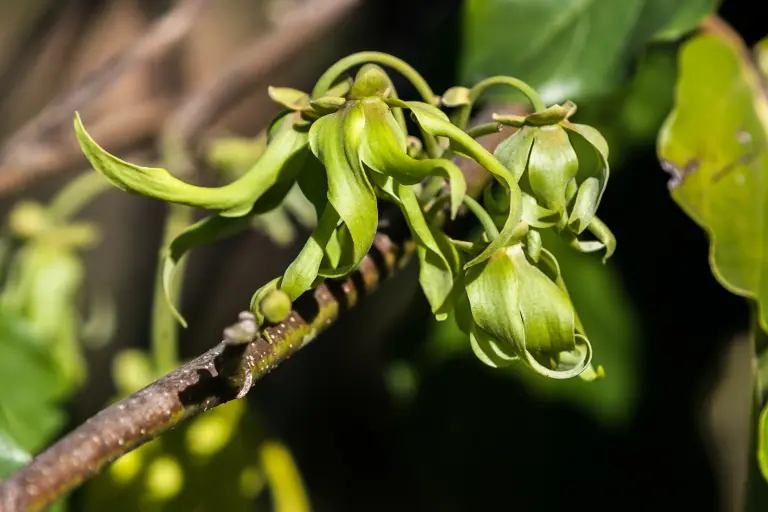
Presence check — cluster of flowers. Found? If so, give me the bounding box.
[75,52,613,379]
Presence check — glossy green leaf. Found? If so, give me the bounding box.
[652,0,720,41]
[360,99,466,218]
[461,0,718,103]
[657,33,768,331]
[75,112,309,217]
[309,105,378,278]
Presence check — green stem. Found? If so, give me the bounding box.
[312,51,438,104]
[466,122,501,139]
[48,170,113,221]
[424,114,517,186]
[455,76,545,130]
[420,176,446,203]
[151,203,193,374]
[462,195,499,240]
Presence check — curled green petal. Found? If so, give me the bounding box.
[268,86,310,110]
[528,125,578,215]
[360,99,466,218]
[470,327,517,368]
[564,122,610,225]
[309,96,346,114]
[397,184,459,318]
[326,76,353,98]
[511,245,591,378]
[280,203,340,300]
[465,250,527,357]
[522,334,592,380]
[75,112,309,217]
[587,216,616,262]
[568,177,600,233]
[525,229,542,263]
[522,193,559,228]
[493,126,535,183]
[564,233,606,254]
[441,86,471,107]
[309,104,377,277]
[511,246,575,354]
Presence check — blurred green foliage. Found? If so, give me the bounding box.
[461,0,718,104]
[83,399,309,512]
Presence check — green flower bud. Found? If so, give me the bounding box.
[260,289,292,324]
[461,243,592,379]
[349,64,391,99]
[7,201,49,238]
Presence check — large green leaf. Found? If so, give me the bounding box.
[657,33,768,331]
[461,0,718,103]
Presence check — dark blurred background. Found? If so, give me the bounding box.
[0,0,764,510]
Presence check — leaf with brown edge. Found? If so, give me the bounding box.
[657,32,768,331]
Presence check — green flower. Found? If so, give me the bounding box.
[492,103,614,257]
[457,242,592,379]
[276,65,468,319]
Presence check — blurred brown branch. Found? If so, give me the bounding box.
[0,0,211,166]
[0,0,362,197]
[163,0,361,174]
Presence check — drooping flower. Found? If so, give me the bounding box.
[456,242,592,379]
[490,103,615,259]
